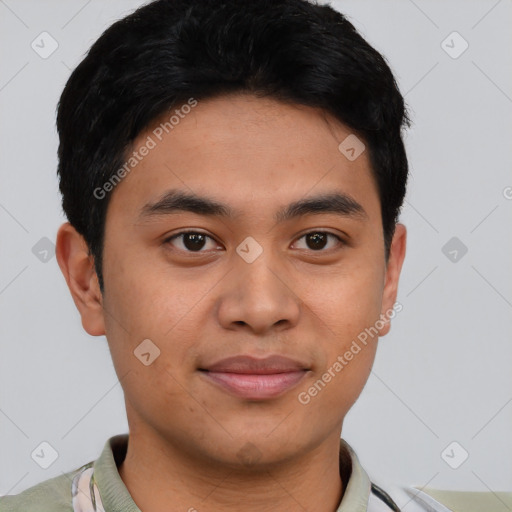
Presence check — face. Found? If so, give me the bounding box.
[58,93,406,467]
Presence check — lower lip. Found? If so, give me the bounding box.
[200,370,307,400]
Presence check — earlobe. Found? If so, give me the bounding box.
[55,222,106,336]
[378,223,407,337]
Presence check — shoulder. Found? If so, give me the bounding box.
[410,487,512,512]
[369,482,512,512]
[0,463,92,512]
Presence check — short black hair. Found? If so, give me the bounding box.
[57,0,411,293]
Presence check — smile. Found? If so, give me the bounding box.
[199,370,308,400]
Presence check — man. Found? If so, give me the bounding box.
[2,0,508,511]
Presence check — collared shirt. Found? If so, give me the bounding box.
[1,434,510,511]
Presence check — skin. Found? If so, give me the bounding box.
[56,92,406,512]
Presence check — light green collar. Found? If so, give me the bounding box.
[93,434,371,512]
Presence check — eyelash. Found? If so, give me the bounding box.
[163,230,345,254]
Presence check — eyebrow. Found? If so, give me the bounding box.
[137,189,367,223]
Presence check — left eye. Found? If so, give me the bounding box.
[165,231,343,253]
[293,231,343,251]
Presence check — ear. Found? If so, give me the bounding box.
[378,223,407,337]
[55,222,106,336]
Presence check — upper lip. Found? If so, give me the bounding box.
[200,355,309,374]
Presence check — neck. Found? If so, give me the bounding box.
[118,429,346,512]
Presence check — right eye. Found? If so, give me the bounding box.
[164,231,223,253]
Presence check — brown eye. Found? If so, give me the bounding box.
[166,232,219,252]
[294,231,343,251]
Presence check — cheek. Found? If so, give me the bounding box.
[297,274,382,423]
[296,261,384,402]
[103,250,209,338]
[101,250,228,407]
[304,262,385,344]
[101,261,202,420]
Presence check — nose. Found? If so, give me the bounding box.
[216,248,302,335]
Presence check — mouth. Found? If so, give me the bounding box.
[198,354,310,400]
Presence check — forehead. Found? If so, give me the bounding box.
[107,93,380,223]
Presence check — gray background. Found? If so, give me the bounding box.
[1,0,511,502]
